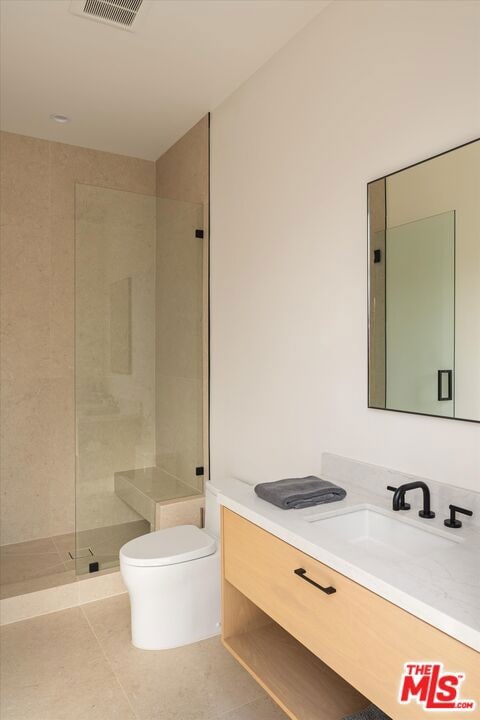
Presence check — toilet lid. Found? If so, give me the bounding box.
[120,525,216,567]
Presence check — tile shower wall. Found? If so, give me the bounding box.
[155,117,209,490]
[0,131,155,545]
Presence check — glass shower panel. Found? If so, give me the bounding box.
[75,184,156,574]
[155,198,204,494]
[386,211,455,417]
[75,185,205,576]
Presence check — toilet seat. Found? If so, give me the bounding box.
[120,525,216,568]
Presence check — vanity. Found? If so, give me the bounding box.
[216,139,480,718]
[215,463,480,720]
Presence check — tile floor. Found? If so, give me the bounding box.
[0,593,288,720]
[0,521,149,599]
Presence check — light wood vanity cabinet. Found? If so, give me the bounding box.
[221,507,479,720]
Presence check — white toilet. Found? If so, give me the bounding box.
[120,483,221,650]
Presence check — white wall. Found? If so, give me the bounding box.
[210,0,480,491]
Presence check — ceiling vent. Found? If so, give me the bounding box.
[70,0,144,31]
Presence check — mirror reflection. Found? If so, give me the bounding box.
[368,139,480,422]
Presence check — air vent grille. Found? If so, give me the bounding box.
[108,0,143,8]
[72,0,144,29]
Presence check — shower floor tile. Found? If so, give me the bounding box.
[56,519,150,572]
[0,594,288,720]
[0,520,150,599]
[0,538,68,593]
[0,567,77,600]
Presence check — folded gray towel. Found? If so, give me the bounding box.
[343,705,391,720]
[254,475,346,509]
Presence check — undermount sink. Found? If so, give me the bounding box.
[306,506,461,560]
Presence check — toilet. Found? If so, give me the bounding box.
[120,483,221,650]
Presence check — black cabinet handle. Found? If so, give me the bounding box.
[437,370,453,401]
[294,568,336,595]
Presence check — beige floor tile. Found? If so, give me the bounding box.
[0,566,76,600]
[51,532,94,574]
[0,522,144,599]
[0,534,76,598]
[0,537,58,555]
[51,532,76,559]
[0,606,135,720]
[84,521,150,570]
[1,606,97,679]
[0,594,282,720]
[1,669,136,720]
[218,697,288,720]
[54,521,150,573]
[83,594,266,720]
[0,549,66,586]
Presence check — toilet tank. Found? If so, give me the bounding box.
[204,482,220,538]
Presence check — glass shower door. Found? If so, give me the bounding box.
[155,198,204,494]
[75,184,205,575]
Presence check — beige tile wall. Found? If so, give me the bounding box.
[0,131,155,545]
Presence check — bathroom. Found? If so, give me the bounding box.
[0,0,478,718]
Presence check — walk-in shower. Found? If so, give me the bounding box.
[0,173,206,599]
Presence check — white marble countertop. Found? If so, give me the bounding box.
[210,475,480,652]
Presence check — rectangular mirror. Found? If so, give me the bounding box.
[368,139,480,423]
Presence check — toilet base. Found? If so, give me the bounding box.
[121,548,221,650]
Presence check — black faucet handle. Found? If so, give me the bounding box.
[387,486,410,510]
[444,504,473,529]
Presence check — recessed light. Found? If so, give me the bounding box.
[50,114,71,124]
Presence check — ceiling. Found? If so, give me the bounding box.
[0,0,330,160]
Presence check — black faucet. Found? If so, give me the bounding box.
[387,486,410,510]
[392,481,435,519]
[444,504,473,529]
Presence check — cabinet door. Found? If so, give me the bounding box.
[223,508,480,720]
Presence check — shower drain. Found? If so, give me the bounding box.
[68,547,94,560]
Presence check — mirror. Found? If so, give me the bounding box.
[368,139,480,422]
